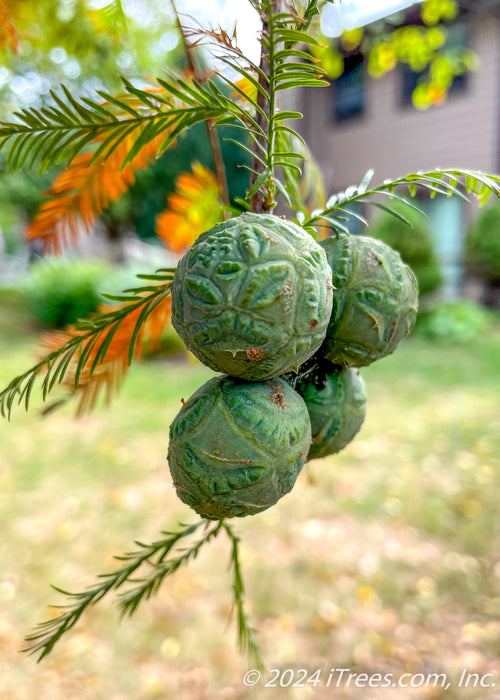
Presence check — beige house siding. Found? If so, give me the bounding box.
[300,15,500,192]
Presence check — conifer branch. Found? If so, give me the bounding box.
[118,520,224,616]
[0,81,237,174]
[246,0,327,212]
[250,2,274,213]
[23,518,265,667]
[302,168,500,234]
[222,522,263,669]
[39,291,172,417]
[23,520,211,661]
[25,134,163,254]
[0,272,174,419]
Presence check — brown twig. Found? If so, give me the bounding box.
[170,0,230,208]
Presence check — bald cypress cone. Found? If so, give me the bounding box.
[296,362,366,460]
[171,213,333,380]
[320,233,419,367]
[168,376,311,519]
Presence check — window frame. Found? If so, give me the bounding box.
[332,52,367,125]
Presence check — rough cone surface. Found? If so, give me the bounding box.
[297,363,367,460]
[171,213,333,380]
[320,233,419,367]
[168,376,312,519]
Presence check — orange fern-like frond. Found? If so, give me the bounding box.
[0,0,20,53]
[156,162,225,254]
[25,133,163,255]
[38,295,171,417]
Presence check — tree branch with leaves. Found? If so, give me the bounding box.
[1,0,500,668]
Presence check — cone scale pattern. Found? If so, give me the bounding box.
[171,213,333,380]
[297,364,367,460]
[168,376,311,519]
[320,233,419,367]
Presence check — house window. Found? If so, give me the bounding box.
[401,22,469,107]
[401,65,421,106]
[333,53,365,123]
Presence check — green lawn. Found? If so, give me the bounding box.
[1,293,500,700]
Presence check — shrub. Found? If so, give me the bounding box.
[369,202,442,296]
[24,258,110,329]
[466,204,500,283]
[415,300,491,343]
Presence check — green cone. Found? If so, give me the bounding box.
[171,212,333,380]
[168,376,311,519]
[320,233,419,367]
[296,363,366,460]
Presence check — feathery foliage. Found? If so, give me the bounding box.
[24,519,258,666]
[185,0,329,210]
[300,168,500,235]
[117,520,224,618]
[24,520,212,660]
[0,0,331,207]
[37,292,171,417]
[0,270,174,418]
[274,126,327,213]
[26,134,163,254]
[0,0,335,420]
[0,0,336,670]
[0,77,237,175]
[222,521,263,669]
[3,0,500,671]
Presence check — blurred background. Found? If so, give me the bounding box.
[0,1,500,699]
